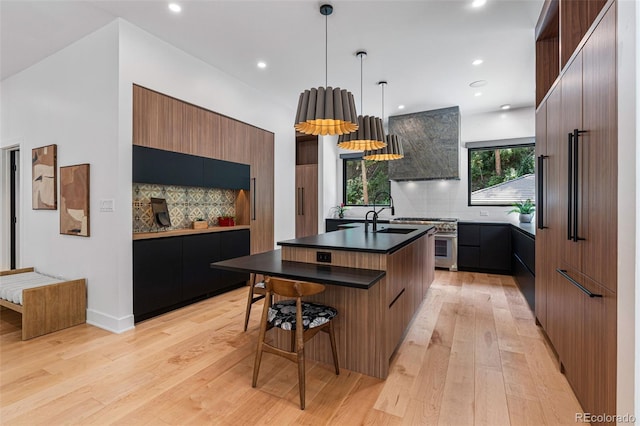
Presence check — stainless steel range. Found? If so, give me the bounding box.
[391,217,458,271]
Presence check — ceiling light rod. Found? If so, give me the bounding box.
[357,51,367,112]
[378,80,387,122]
[321,4,332,88]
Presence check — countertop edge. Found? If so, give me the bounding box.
[133,225,250,240]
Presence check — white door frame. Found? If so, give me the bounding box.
[1,141,22,269]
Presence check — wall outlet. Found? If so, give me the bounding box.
[316,251,332,263]
[480,210,489,216]
[100,199,115,212]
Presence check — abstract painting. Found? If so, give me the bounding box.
[388,106,460,180]
[60,164,90,237]
[32,144,57,209]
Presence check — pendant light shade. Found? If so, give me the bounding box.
[294,4,359,136]
[363,81,404,160]
[363,134,404,160]
[337,51,387,151]
[294,87,358,136]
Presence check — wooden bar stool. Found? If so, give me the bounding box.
[252,277,339,410]
[243,273,268,331]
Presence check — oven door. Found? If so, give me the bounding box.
[434,233,458,271]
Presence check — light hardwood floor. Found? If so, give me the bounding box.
[0,271,583,425]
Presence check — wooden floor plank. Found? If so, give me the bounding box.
[0,272,585,425]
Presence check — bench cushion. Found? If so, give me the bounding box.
[0,272,64,305]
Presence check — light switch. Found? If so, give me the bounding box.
[100,199,115,212]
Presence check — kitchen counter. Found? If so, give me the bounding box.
[133,225,250,240]
[459,218,535,237]
[212,249,385,289]
[278,223,435,253]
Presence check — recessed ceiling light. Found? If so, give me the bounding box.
[472,0,487,7]
[168,3,181,13]
[398,105,405,110]
[474,92,482,97]
[500,104,511,110]
[257,61,267,69]
[469,80,487,87]
[472,59,483,66]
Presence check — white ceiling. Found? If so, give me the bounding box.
[1,0,542,118]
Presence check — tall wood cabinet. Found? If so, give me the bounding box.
[534,1,616,422]
[132,85,275,254]
[295,134,319,238]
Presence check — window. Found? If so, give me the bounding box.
[468,144,535,206]
[342,155,390,206]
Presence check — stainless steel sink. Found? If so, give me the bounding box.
[375,227,416,234]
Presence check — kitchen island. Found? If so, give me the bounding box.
[213,224,435,378]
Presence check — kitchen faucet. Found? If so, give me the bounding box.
[364,192,395,232]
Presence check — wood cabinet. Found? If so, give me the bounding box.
[457,223,511,274]
[132,85,275,254]
[534,2,617,422]
[295,164,318,238]
[248,127,275,254]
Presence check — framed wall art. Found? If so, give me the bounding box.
[60,163,90,237]
[32,144,57,209]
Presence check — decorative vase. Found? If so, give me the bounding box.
[338,212,344,219]
[519,213,532,223]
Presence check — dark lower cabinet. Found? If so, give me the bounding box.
[512,227,535,311]
[182,233,222,300]
[217,230,250,289]
[133,237,183,319]
[457,222,511,274]
[133,229,250,322]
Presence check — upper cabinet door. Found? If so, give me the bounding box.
[202,158,250,190]
[133,145,203,187]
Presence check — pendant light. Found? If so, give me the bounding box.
[294,4,359,136]
[363,81,404,160]
[337,51,387,151]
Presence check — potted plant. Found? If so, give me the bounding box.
[508,199,535,223]
[332,203,348,219]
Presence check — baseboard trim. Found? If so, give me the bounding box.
[86,309,135,334]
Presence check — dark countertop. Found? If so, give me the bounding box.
[277,223,435,254]
[459,218,535,238]
[211,249,385,289]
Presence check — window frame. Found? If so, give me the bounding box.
[341,153,391,207]
[467,143,536,207]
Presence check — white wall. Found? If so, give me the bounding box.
[328,106,535,222]
[617,0,638,418]
[1,19,297,333]
[117,20,296,247]
[0,22,128,331]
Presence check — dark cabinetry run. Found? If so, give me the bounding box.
[133,229,250,322]
[133,145,250,190]
[457,222,511,274]
[511,227,535,311]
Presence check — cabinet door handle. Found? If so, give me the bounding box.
[300,187,304,216]
[251,178,256,221]
[572,129,586,242]
[567,132,573,241]
[537,155,548,229]
[296,188,301,215]
[556,269,602,298]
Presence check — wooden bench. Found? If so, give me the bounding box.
[0,267,86,340]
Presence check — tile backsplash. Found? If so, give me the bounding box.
[133,183,236,233]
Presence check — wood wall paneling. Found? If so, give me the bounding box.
[132,84,275,254]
